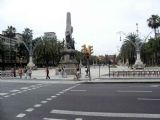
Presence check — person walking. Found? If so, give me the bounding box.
[28,68,32,79]
[46,67,50,79]
[24,67,28,79]
[18,67,23,79]
[61,67,64,77]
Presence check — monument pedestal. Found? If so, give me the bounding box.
[27,56,35,68]
[56,49,78,75]
[133,50,145,69]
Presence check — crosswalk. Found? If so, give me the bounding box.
[43,117,83,120]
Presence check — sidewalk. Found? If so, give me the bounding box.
[1,66,160,83]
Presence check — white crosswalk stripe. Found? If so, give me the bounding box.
[43,118,66,120]
[34,104,42,107]
[16,113,26,118]
[0,93,8,96]
[43,117,82,120]
[25,108,34,112]
[50,109,160,119]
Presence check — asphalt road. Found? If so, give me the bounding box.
[1,80,160,120]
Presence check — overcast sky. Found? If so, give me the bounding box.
[0,0,160,55]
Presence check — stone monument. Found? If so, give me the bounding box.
[133,23,145,69]
[133,43,145,69]
[56,12,78,75]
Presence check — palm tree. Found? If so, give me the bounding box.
[147,15,160,39]
[3,26,16,64]
[120,33,141,66]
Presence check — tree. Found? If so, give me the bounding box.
[147,15,160,39]
[119,33,141,66]
[33,37,63,67]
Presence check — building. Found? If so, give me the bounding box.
[105,54,116,65]
[44,32,57,39]
[0,33,27,70]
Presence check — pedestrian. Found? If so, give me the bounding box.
[11,68,14,77]
[61,67,64,77]
[18,67,23,79]
[75,67,80,80]
[85,68,89,77]
[58,67,61,76]
[28,68,32,79]
[24,67,28,79]
[13,66,16,77]
[46,67,50,79]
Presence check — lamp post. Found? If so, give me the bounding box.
[108,60,111,78]
[27,38,35,68]
[97,57,101,78]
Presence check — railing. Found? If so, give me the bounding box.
[0,71,14,78]
[110,70,160,78]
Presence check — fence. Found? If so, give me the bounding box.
[0,71,14,79]
[110,70,160,78]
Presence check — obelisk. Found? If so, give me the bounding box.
[56,12,78,75]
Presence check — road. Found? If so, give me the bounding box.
[0,80,160,120]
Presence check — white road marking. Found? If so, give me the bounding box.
[138,98,160,101]
[150,85,160,87]
[20,87,28,90]
[51,109,160,119]
[28,89,32,90]
[17,91,22,94]
[75,118,83,120]
[0,93,8,96]
[11,93,16,95]
[63,89,69,92]
[70,90,86,92]
[51,96,56,98]
[10,90,20,92]
[43,118,66,120]
[16,113,26,118]
[41,101,48,104]
[4,95,9,97]
[25,108,34,112]
[56,94,61,96]
[46,98,52,101]
[59,92,64,94]
[34,104,42,107]
[117,90,152,93]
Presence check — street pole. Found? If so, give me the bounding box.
[87,58,91,81]
[108,60,111,78]
[99,63,100,78]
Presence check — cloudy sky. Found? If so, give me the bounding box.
[0,0,160,55]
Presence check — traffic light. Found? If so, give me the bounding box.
[88,45,93,55]
[81,44,87,53]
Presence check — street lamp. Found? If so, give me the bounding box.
[17,37,35,68]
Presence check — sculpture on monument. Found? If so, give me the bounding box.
[65,12,75,50]
[56,12,78,75]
